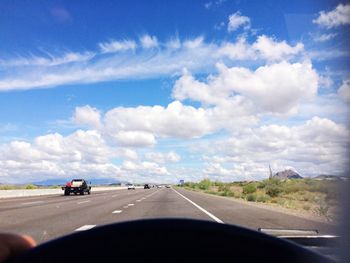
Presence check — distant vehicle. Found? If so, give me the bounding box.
[165,185,171,188]
[127,183,135,190]
[62,179,91,196]
[144,184,150,189]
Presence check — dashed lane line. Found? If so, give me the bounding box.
[112,210,122,214]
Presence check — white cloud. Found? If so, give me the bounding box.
[173,61,318,115]
[0,52,94,67]
[200,117,350,179]
[122,160,169,176]
[338,79,350,103]
[252,35,304,61]
[110,131,156,147]
[216,37,255,60]
[99,39,137,53]
[145,151,181,164]
[0,35,305,92]
[227,11,250,32]
[0,130,122,182]
[183,36,204,49]
[313,33,337,42]
[103,101,215,139]
[140,35,158,48]
[313,3,350,28]
[166,37,181,49]
[217,35,304,61]
[72,105,101,129]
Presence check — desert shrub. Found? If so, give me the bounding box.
[257,195,269,203]
[257,181,267,189]
[0,185,17,190]
[246,193,257,202]
[270,199,278,204]
[198,179,212,190]
[314,199,330,220]
[25,184,38,189]
[266,185,282,197]
[218,184,231,192]
[302,205,311,211]
[283,181,305,194]
[242,184,257,194]
[220,190,235,197]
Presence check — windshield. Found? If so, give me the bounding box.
[0,0,349,260]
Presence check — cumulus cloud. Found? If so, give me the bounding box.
[110,131,156,147]
[122,160,169,176]
[227,11,250,32]
[99,39,137,53]
[200,117,350,180]
[173,61,318,115]
[145,151,181,164]
[0,130,120,182]
[313,3,350,28]
[252,35,304,61]
[140,35,158,48]
[338,79,350,103]
[217,35,304,61]
[216,37,255,60]
[103,101,215,139]
[72,105,101,129]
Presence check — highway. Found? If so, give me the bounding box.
[0,187,337,244]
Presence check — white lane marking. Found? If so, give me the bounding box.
[77,200,91,204]
[144,189,162,199]
[112,210,122,214]
[128,203,134,206]
[75,225,96,231]
[21,201,45,205]
[136,199,142,202]
[171,188,224,224]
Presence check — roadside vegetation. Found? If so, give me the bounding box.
[179,178,342,221]
[0,184,61,190]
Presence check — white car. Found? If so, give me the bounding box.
[127,183,135,190]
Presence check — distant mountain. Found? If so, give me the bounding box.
[273,169,303,180]
[33,178,122,186]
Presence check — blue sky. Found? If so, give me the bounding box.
[0,0,349,183]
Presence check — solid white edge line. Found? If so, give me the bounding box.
[75,225,96,231]
[171,188,224,224]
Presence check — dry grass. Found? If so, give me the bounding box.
[181,178,342,221]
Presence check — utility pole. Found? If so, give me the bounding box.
[269,164,273,179]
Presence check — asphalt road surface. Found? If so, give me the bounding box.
[0,187,337,244]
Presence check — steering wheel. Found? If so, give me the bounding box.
[9,219,333,263]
